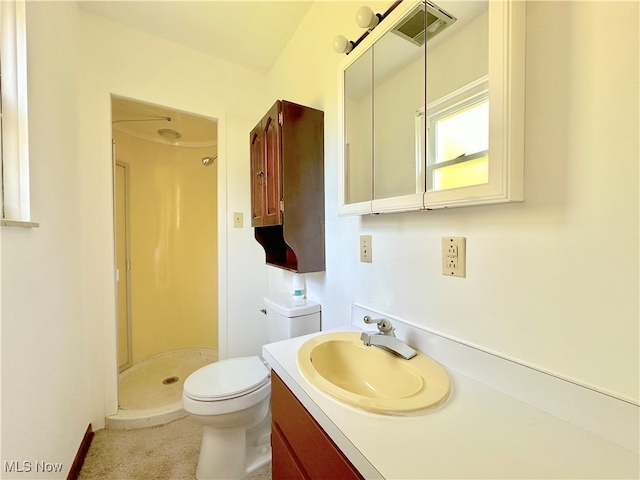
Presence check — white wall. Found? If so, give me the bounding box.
[1,3,90,474]
[1,2,271,477]
[73,2,274,420]
[1,1,637,476]
[266,1,639,404]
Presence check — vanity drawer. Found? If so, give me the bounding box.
[271,371,363,480]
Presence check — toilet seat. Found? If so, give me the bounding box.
[184,356,270,402]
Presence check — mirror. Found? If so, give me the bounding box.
[338,0,525,214]
[344,48,373,205]
[373,6,425,201]
[426,1,488,193]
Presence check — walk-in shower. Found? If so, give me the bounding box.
[109,96,219,428]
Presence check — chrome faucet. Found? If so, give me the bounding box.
[360,316,417,360]
[363,315,395,336]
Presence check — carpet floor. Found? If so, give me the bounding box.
[79,417,271,480]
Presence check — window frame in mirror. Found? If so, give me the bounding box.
[424,76,490,193]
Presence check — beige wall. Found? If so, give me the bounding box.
[114,131,217,362]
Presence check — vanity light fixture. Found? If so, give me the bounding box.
[332,1,401,55]
[355,6,382,30]
[332,35,354,54]
[356,5,382,30]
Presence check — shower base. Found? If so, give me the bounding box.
[107,348,217,429]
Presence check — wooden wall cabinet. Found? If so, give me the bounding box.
[250,100,325,273]
[271,371,363,480]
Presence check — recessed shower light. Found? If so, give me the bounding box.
[157,128,182,140]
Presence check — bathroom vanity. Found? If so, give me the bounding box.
[263,306,639,479]
[271,372,362,479]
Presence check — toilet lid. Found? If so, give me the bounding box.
[183,356,270,402]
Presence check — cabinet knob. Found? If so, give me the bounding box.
[260,308,267,315]
[257,171,264,177]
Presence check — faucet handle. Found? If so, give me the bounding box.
[363,315,395,335]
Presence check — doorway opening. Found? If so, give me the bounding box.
[109,95,219,428]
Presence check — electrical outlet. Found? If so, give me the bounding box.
[233,212,243,228]
[360,235,372,263]
[442,237,466,277]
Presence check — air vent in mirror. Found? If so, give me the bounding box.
[392,1,456,46]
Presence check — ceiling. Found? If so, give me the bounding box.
[77,1,314,74]
[96,1,315,146]
[112,96,218,147]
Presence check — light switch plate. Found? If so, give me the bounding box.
[442,237,466,277]
[233,212,243,228]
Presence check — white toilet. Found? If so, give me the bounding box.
[183,295,320,480]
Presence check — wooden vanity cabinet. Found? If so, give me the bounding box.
[271,371,363,480]
[250,100,325,273]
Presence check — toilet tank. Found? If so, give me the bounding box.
[264,294,321,343]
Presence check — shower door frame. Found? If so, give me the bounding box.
[114,154,134,373]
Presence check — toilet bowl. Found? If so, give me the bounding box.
[182,356,272,480]
[183,295,321,479]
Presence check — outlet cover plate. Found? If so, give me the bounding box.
[442,237,466,277]
[360,235,372,263]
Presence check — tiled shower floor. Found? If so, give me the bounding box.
[107,349,217,429]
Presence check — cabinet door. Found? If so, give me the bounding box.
[262,102,283,226]
[271,424,307,479]
[372,2,426,213]
[250,122,265,226]
[251,102,283,227]
[271,372,363,480]
[342,47,373,212]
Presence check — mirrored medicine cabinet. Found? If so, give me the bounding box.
[338,0,526,215]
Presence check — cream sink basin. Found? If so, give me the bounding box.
[297,331,450,414]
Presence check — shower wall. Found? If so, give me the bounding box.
[114,130,218,363]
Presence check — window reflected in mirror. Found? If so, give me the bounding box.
[428,86,489,191]
[426,0,489,193]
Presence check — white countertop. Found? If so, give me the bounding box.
[263,325,639,479]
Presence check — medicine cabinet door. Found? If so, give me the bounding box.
[340,47,374,214]
[372,1,426,213]
[423,0,525,208]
